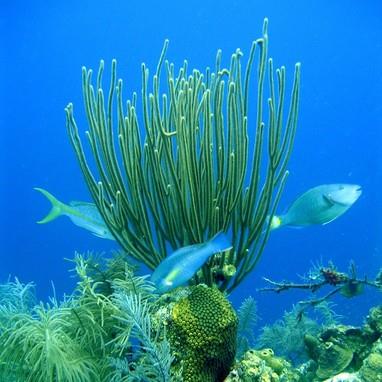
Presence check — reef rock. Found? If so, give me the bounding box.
[322,372,361,382]
[358,352,382,382]
[316,341,354,379]
[225,349,300,382]
[302,305,382,381]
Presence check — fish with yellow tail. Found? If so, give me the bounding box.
[151,233,232,294]
[34,187,114,239]
[270,184,362,230]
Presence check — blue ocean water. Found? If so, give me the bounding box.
[1,0,381,328]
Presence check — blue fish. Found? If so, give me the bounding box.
[271,184,362,229]
[151,232,232,293]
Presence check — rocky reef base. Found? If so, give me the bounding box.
[226,306,382,382]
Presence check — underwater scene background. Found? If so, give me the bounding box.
[1,1,382,380]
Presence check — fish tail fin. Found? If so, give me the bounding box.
[269,215,283,230]
[34,187,64,224]
[210,232,233,252]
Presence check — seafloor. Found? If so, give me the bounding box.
[0,252,381,382]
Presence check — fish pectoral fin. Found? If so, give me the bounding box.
[91,232,105,238]
[323,194,336,206]
[324,193,350,207]
[166,268,180,283]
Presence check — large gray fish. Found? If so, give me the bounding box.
[151,232,232,294]
[270,184,362,229]
[34,187,114,240]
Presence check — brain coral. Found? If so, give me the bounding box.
[170,285,238,381]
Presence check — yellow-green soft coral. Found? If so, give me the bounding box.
[169,285,237,381]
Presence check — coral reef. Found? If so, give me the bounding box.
[365,305,382,334]
[0,253,175,382]
[302,304,382,381]
[257,302,340,365]
[1,250,382,382]
[225,349,300,381]
[169,285,238,381]
[230,303,382,382]
[0,255,242,381]
[315,341,353,379]
[358,351,382,382]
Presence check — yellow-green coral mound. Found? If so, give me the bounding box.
[170,285,238,381]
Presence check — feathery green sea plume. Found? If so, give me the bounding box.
[111,292,173,382]
[0,302,100,382]
[65,19,301,291]
[237,296,258,358]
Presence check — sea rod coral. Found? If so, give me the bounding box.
[65,19,300,291]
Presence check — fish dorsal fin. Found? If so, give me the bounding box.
[169,242,205,259]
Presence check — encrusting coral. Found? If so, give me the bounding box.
[315,341,353,379]
[358,351,382,382]
[301,304,382,381]
[225,348,300,382]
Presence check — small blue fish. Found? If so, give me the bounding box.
[271,184,362,229]
[34,187,114,240]
[151,232,232,293]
